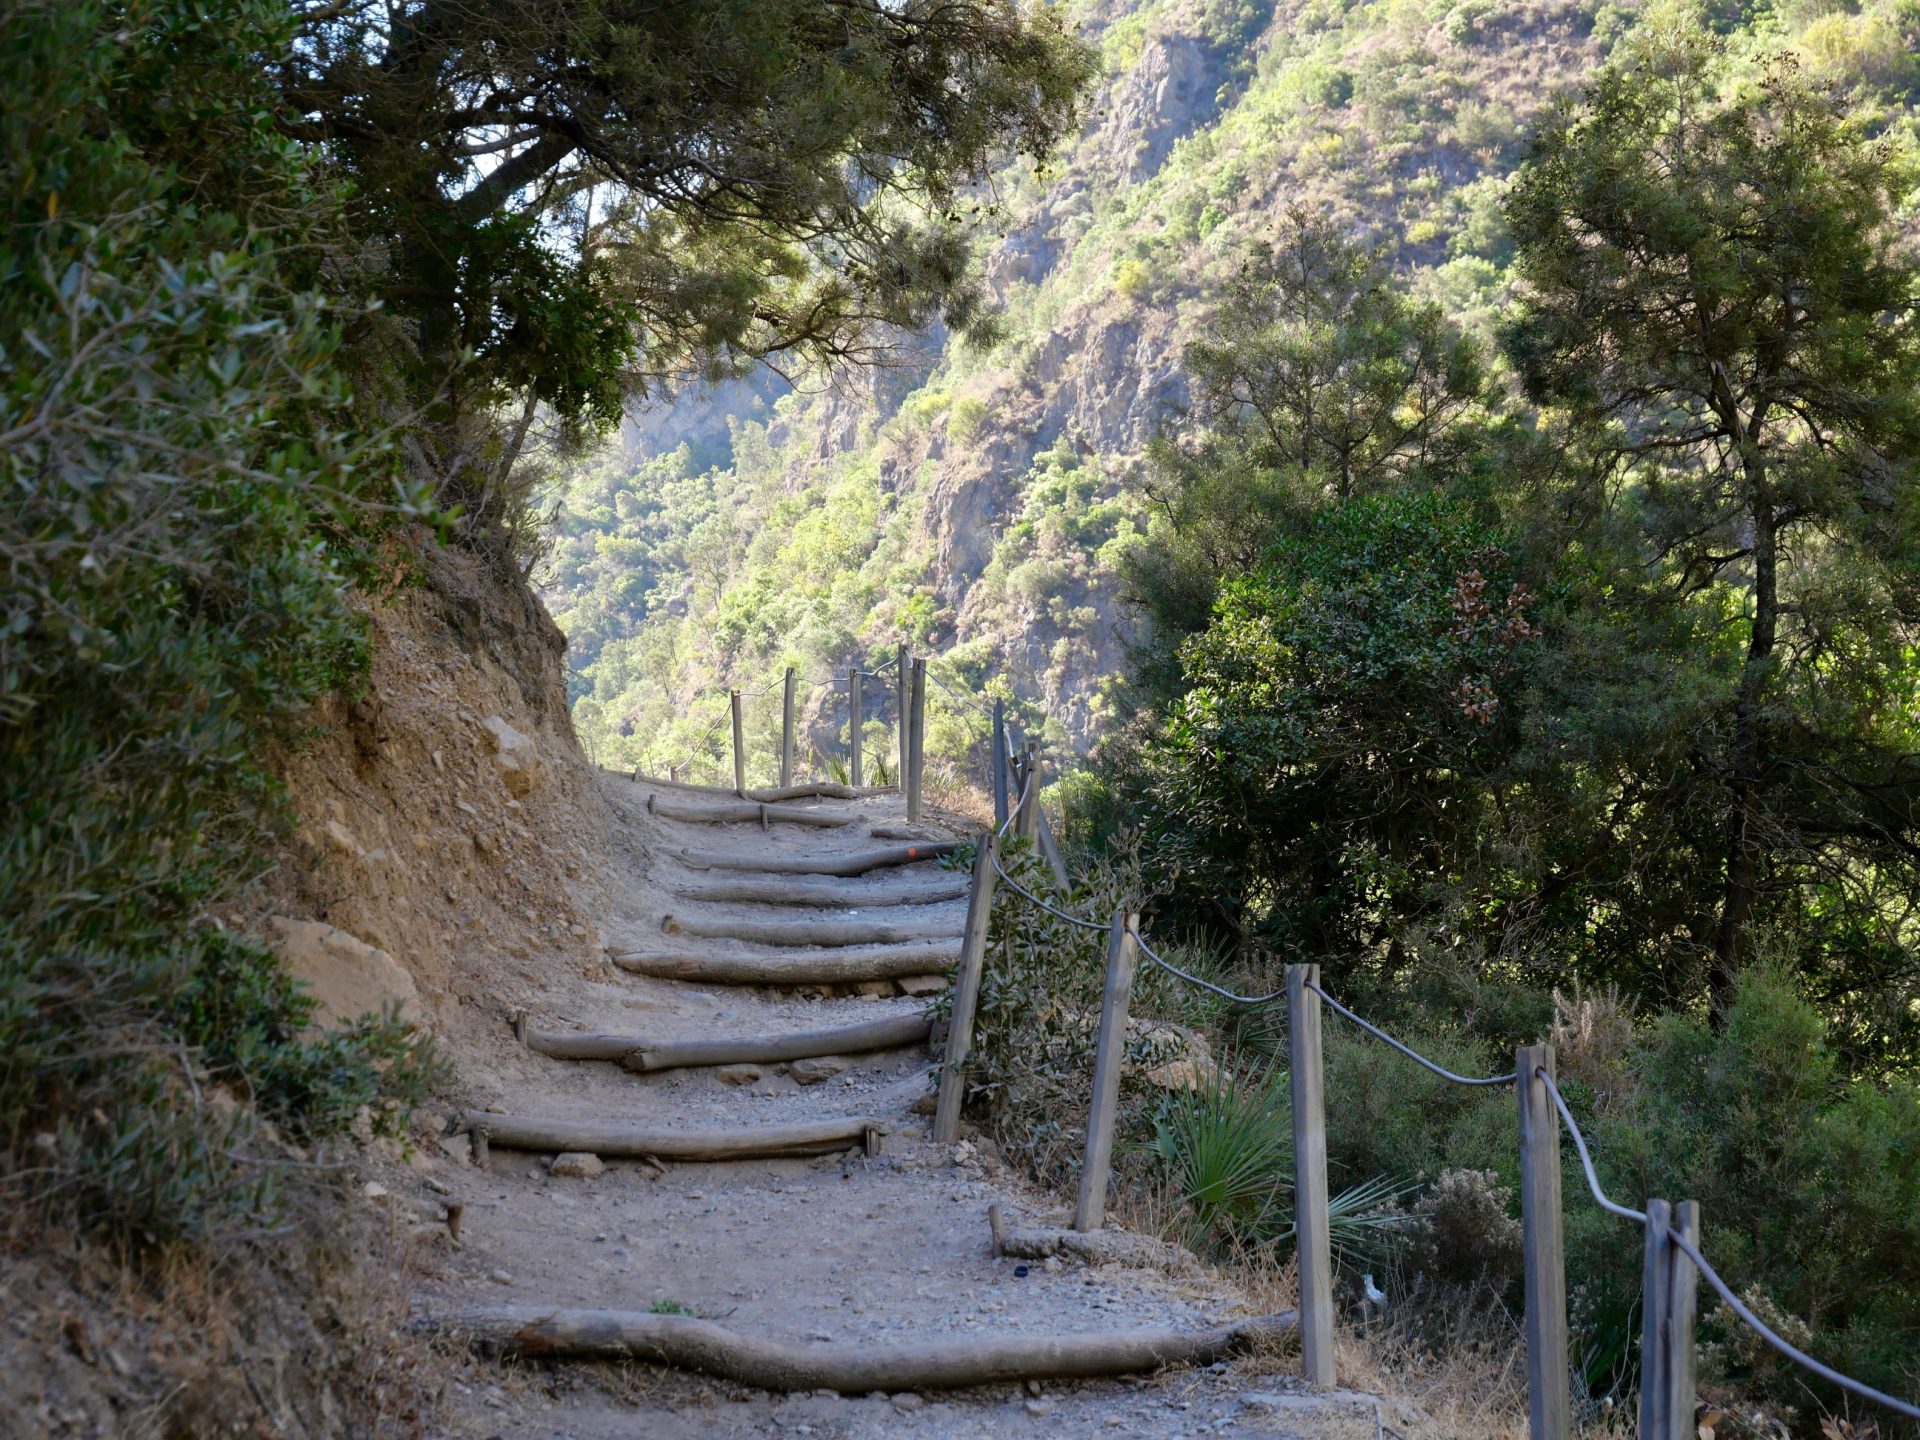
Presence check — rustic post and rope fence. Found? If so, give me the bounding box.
[992,700,1009,829]
[729,689,746,797]
[906,658,926,821]
[897,643,911,784]
[848,665,863,789]
[625,656,1916,1436]
[1073,910,1138,1232]
[933,833,999,1145]
[1517,1043,1571,1440]
[779,668,796,787]
[1286,963,1335,1388]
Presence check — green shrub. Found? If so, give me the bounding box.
[948,394,989,444]
[0,0,439,1249]
[1112,256,1154,299]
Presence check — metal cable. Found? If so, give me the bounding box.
[1309,982,1519,1087]
[928,668,994,717]
[987,844,1110,932]
[1665,1229,1920,1420]
[995,764,1036,839]
[1535,1068,1646,1222]
[1131,928,1287,1005]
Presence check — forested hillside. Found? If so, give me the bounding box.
[546,0,1920,771]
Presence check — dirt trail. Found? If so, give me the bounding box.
[411,772,1381,1438]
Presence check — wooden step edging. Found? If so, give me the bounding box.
[673,842,961,877]
[423,1306,1300,1391]
[670,875,971,908]
[660,912,964,948]
[609,938,962,985]
[647,795,860,829]
[453,1113,887,1164]
[513,1012,932,1072]
[636,776,897,803]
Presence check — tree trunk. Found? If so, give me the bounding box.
[1712,463,1778,1012]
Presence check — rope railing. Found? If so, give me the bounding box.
[633,644,1920,1432]
[1535,1066,1920,1422]
[1131,928,1286,1005]
[1536,1068,1645,1223]
[987,843,1109,932]
[1668,1228,1920,1421]
[1310,981,1519,1088]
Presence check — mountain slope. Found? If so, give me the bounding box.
[544,0,1916,775]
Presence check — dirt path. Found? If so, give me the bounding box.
[407,773,1381,1438]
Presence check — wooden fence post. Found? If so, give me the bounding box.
[906,658,926,820]
[1074,911,1138,1232]
[1015,740,1039,840]
[933,834,999,1145]
[668,763,679,784]
[1287,963,1336,1387]
[779,667,796,788]
[1638,1199,1672,1440]
[897,643,911,785]
[1664,1201,1700,1440]
[730,689,746,798]
[992,700,1009,830]
[848,665,863,790]
[1517,1042,1571,1440]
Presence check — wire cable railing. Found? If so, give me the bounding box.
[1537,1068,1645,1223]
[1310,981,1519,1087]
[1668,1228,1920,1421]
[1131,928,1287,1005]
[1535,1066,1920,1421]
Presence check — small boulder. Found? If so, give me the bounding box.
[789,1055,851,1086]
[549,1152,605,1179]
[894,974,948,997]
[265,917,420,1033]
[714,1064,763,1086]
[479,715,539,798]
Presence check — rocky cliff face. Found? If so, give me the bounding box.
[547,0,1610,764]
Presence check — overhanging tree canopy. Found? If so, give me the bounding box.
[277,0,1094,452]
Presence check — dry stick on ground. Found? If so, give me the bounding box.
[515,1013,932,1071]
[424,1307,1299,1391]
[660,912,965,947]
[452,1113,887,1159]
[987,1203,1198,1274]
[867,824,943,842]
[670,875,972,908]
[646,796,862,828]
[610,939,962,985]
[672,842,961,877]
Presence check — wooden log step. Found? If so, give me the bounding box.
[670,874,971,909]
[455,1113,886,1160]
[646,795,859,828]
[673,842,961,877]
[609,939,961,986]
[660,912,963,948]
[638,775,896,802]
[516,1013,932,1072]
[426,1306,1300,1391]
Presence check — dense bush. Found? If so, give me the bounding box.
[0,0,439,1247]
